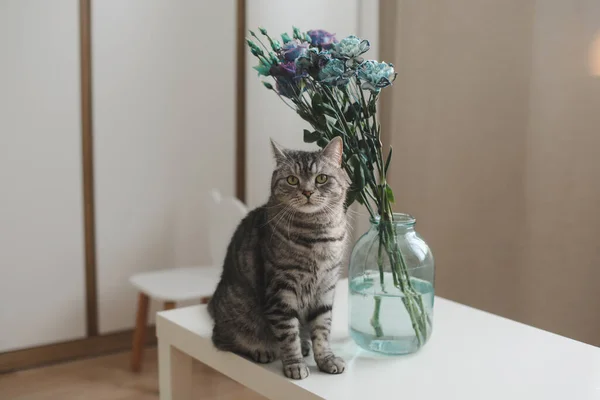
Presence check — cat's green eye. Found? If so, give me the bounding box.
[286,175,299,185]
[315,174,328,184]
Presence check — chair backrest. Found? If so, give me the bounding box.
[208,190,248,267]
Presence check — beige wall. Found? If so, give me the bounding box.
[521,0,600,345]
[386,0,600,345]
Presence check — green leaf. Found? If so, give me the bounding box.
[344,190,357,209]
[385,184,395,204]
[246,38,264,57]
[365,135,380,159]
[312,95,339,121]
[358,139,370,158]
[345,188,363,209]
[368,97,377,115]
[348,154,360,168]
[312,93,323,109]
[303,129,320,143]
[317,114,328,130]
[344,102,361,122]
[268,52,279,64]
[384,146,393,176]
[253,63,271,76]
[270,39,281,51]
[330,120,355,138]
[281,32,292,43]
[355,193,365,205]
[316,137,329,148]
[297,108,311,120]
[321,103,338,117]
[348,154,365,191]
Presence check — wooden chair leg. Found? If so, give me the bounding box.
[164,301,176,310]
[131,292,150,373]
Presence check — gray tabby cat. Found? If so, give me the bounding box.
[208,137,349,380]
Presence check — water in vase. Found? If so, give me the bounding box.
[349,272,434,355]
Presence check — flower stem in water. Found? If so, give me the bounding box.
[370,295,384,337]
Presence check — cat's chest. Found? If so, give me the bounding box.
[292,261,339,309]
[294,276,325,311]
[295,225,347,258]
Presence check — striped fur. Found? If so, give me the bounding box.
[208,138,349,379]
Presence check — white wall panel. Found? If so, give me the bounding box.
[0,0,86,351]
[92,1,236,333]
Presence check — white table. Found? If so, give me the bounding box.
[156,279,600,400]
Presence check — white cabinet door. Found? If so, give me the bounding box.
[0,0,86,352]
[92,1,236,333]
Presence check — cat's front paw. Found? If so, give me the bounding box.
[252,349,277,364]
[316,355,346,374]
[283,361,310,380]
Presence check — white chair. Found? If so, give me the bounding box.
[129,190,247,372]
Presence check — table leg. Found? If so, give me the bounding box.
[159,341,193,400]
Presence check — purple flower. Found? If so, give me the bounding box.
[270,61,297,80]
[307,29,338,49]
[269,61,307,98]
[281,39,309,62]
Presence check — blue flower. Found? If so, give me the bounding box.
[281,39,310,62]
[295,49,332,78]
[357,60,396,92]
[318,59,351,87]
[307,29,338,50]
[332,35,370,67]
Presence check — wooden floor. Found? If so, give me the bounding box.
[0,347,266,400]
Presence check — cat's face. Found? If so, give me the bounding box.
[270,137,349,213]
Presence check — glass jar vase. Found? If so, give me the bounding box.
[348,213,435,355]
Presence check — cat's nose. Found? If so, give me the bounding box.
[302,190,313,199]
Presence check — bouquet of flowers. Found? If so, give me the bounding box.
[247,27,430,345]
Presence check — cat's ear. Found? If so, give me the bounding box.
[270,139,287,164]
[322,136,343,167]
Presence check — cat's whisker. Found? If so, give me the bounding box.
[263,205,292,227]
[271,207,293,231]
